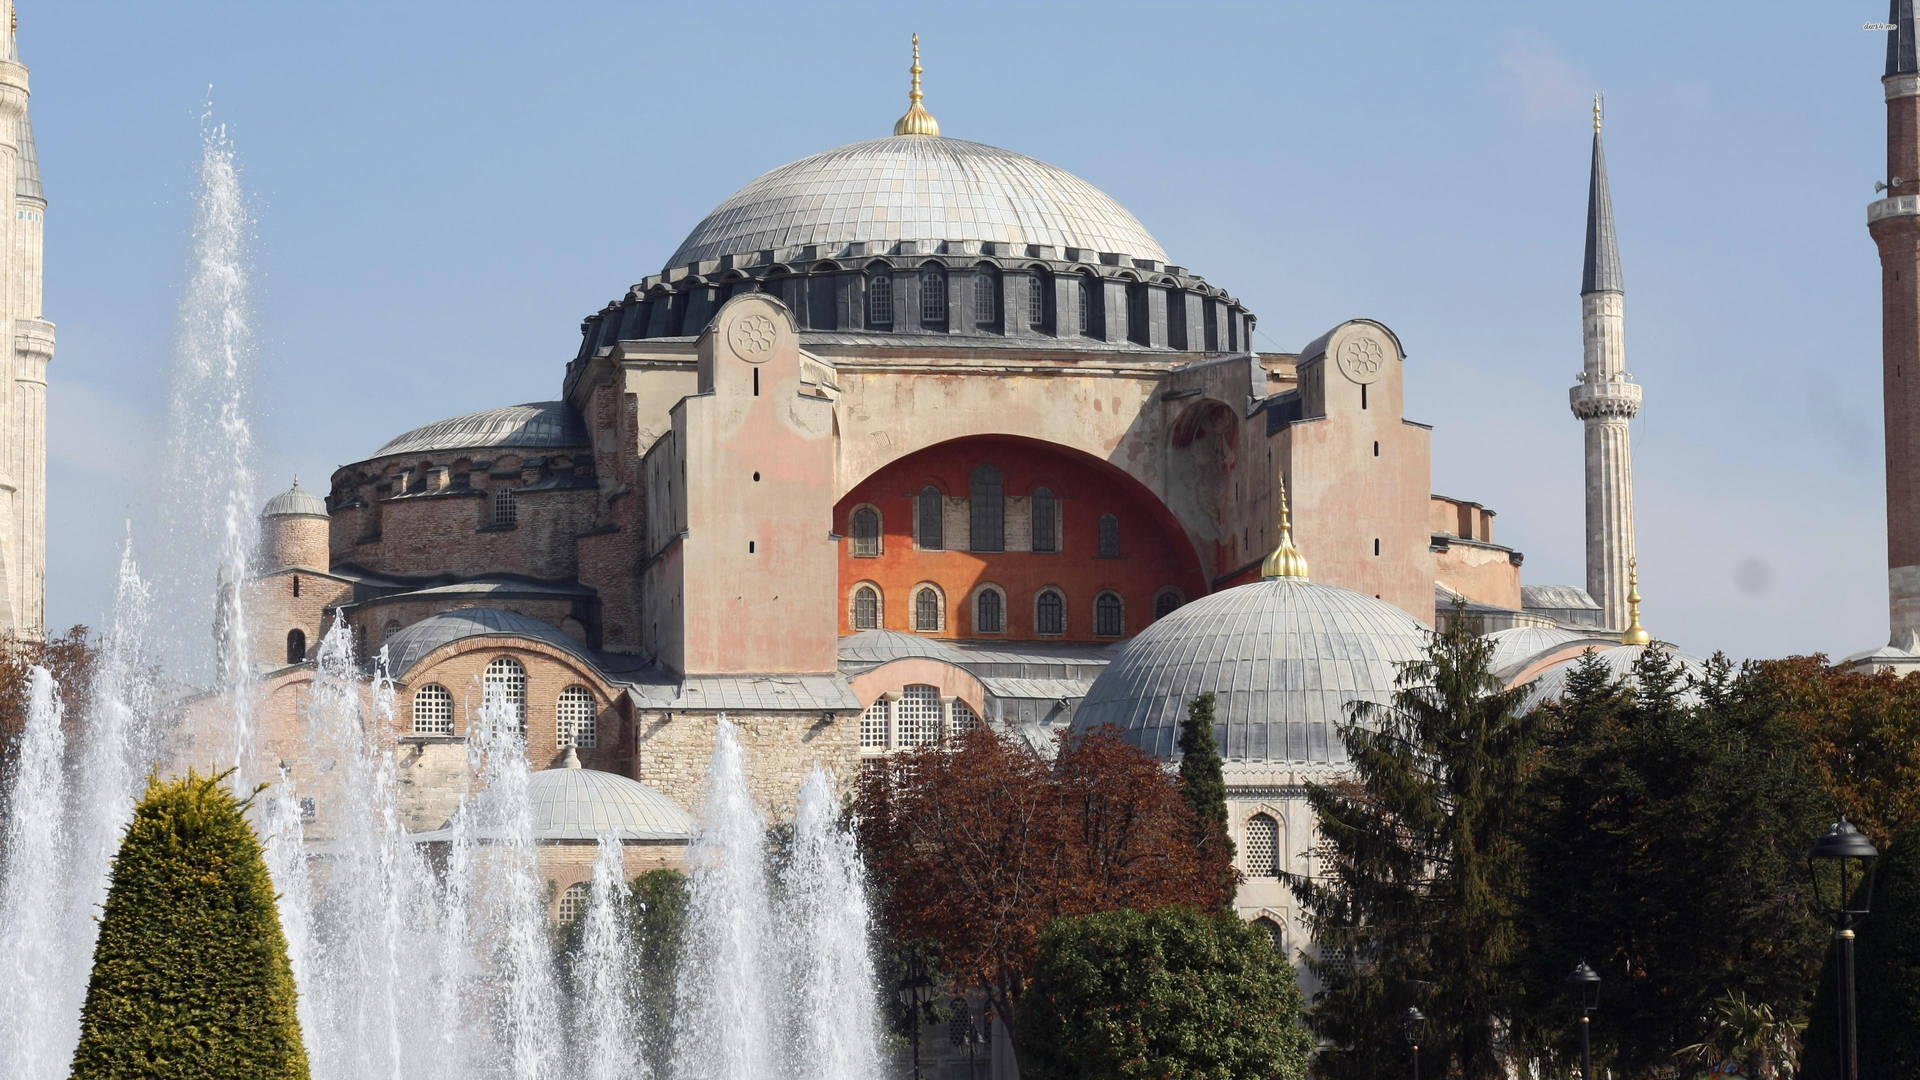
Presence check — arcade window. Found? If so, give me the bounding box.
[1095,591,1124,637]
[851,506,881,557]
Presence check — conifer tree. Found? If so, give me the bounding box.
[70,771,309,1080]
[1179,692,1238,911]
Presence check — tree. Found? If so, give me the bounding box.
[1288,613,1535,1080]
[0,625,96,800]
[70,770,310,1080]
[1017,906,1313,1080]
[1742,655,1920,842]
[857,725,1228,1071]
[1179,692,1239,912]
[1804,826,1920,1080]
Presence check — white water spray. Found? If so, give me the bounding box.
[780,767,884,1080]
[574,834,641,1080]
[0,668,73,1080]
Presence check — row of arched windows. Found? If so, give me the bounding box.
[406,656,598,749]
[850,582,1179,637]
[864,266,1114,337]
[847,473,1113,557]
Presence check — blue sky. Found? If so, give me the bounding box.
[24,1,1896,660]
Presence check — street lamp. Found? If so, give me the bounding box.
[1809,816,1879,1080]
[1401,1005,1426,1080]
[1565,961,1600,1080]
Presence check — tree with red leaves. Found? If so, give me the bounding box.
[855,725,1230,1070]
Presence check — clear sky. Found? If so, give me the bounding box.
[22,0,1897,661]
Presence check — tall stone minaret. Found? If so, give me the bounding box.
[1874,1,1920,651]
[1568,94,1640,632]
[0,1,48,639]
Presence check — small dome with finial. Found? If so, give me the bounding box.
[892,33,940,137]
[260,478,328,519]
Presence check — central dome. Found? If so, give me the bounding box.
[666,136,1170,270]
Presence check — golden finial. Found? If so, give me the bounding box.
[1593,92,1603,134]
[1260,476,1310,581]
[892,33,941,137]
[1620,556,1650,646]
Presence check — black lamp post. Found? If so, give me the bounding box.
[1565,961,1600,1080]
[1401,1005,1426,1080]
[895,955,932,1080]
[1809,816,1879,1080]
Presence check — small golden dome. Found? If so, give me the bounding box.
[892,33,941,137]
[1261,478,1310,581]
[1620,556,1650,646]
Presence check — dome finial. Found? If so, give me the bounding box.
[1261,476,1310,580]
[1621,556,1651,645]
[892,33,941,137]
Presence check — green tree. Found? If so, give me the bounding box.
[1179,692,1239,912]
[1804,826,1920,1080]
[1288,613,1535,1080]
[628,868,688,1080]
[1016,906,1312,1080]
[70,771,310,1080]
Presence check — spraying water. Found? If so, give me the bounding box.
[574,834,641,1080]
[780,767,884,1080]
[0,668,73,1080]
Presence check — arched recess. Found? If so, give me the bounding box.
[1167,398,1239,543]
[848,656,990,721]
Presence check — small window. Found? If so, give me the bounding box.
[1031,488,1057,553]
[896,685,941,747]
[1036,589,1065,636]
[492,488,518,528]
[973,269,996,325]
[299,797,317,823]
[868,271,893,327]
[557,882,591,925]
[976,588,1004,634]
[1027,272,1046,331]
[860,698,890,749]
[1095,591,1124,637]
[853,586,880,630]
[1154,589,1183,620]
[382,619,402,643]
[413,684,454,734]
[914,587,942,633]
[292,576,301,598]
[851,506,881,557]
[286,629,306,664]
[1245,813,1280,877]
[1255,917,1286,953]
[950,698,983,739]
[920,266,947,327]
[483,656,528,733]
[970,465,1004,553]
[1078,277,1094,335]
[917,486,945,550]
[1098,514,1120,558]
[557,686,597,749]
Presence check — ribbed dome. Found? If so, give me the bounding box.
[373,401,586,459]
[666,136,1169,270]
[381,608,592,679]
[1518,642,1709,714]
[837,629,962,667]
[419,762,696,843]
[260,479,327,519]
[1484,625,1600,679]
[1073,578,1432,763]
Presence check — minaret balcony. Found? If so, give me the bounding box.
[1869,195,1920,224]
[1569,379,1641,421]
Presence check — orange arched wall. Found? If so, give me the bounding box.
[835,435,1206,643]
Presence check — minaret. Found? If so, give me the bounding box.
[1873,1,1920,651]
[10,4,47,638]
[1569,94,1641,632]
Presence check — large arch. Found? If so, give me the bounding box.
[832,434,1207,643]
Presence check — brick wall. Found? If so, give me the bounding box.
[634,710,859,818]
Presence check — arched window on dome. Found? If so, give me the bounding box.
[920,265,947,328]
[917,486,945,550]
[974,586,1005,635]
[483,656,528,733]
[1095,591,1125,638]
[853,585,881,631]
[1035,588,1066,636]
[1153,588,1184,620]
[913,586,944,633]
[1078,275,1096,336]
[970,465,1004,553]
[557,686,597,749]
[382,618,402,644]
[1030,487,1057,553]
[557,881,591,925]
[867,269,893,328]
[973,268,997,327]
[412,684,454,735]
[850,505,881,557]
[1245,813,1281,877]
[286,629,306,665]
[1027,270,1048,332]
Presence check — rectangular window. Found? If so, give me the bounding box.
[1031,490,1056,553]
[492,488,518,528]
[868,273,893,327]
[1027,274,1045,330]
[973,271,996,325]
[921,268,947,326]
[1098,514,1120,558]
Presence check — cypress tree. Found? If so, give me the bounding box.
[1178,691,1237,910]
[70,771,309,1080]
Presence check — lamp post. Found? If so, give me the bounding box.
[1809,816,1879,1080]
[1565,961,1600,1080]
[895,955,932,1080]
[1401,1005,1426,1080]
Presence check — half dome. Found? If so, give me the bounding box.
[666,136,1169,270]
[373,401,587,459]
[417,762,696,843]
[1072,578,1432,763]
[1517,642,1709,714]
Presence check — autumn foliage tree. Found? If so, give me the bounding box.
[856,725,1230,1069]
[0,625,96,801]
[1740,654,1920,841]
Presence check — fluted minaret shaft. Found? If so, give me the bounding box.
[1569,103,1640,631]
[1875,0,1920,649]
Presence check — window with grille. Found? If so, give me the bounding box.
[484,656,528,732]
[1030,488,1056,552]
[914,588,941,632]
[557,686,597,749]
[1154,590,1183,619]
[950,698,982,738]
[895,685,941,747]
[851,506,881,557]
[1245,813,1281,877]
[854,586,880,630]
[1036,589,1065,635]
[860,698,890,749]
[1095,591,1124,637]
[413,684,454,735]
[557,882,591,925]
[970,465,1004,552]
[976,588,1004,634]
[868,271,893,327]
[492,488,518,528]
[920,266,947,326]
[382,619,402,643]
[1098,514,1120,558]
[973,269,996,325]
[1027,272,1046,330]
[917,486,944,549]
[1255,918,1286,954]
[1078,277,1094,334]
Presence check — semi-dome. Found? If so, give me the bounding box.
[837,628,962,668]
[260,479,327,519]
[373,401,587,459]
[666,136,1169,270]
[418,753,696,843]
[1072,577,1433,763]
[380,607,594,679]
[1518,642,1709,714]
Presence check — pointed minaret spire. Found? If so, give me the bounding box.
[1582,93,1622,295]
[1890,0,1919,78]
